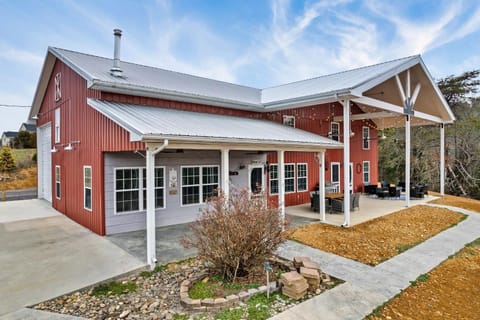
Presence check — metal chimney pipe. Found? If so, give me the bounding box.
[110,28,123,77]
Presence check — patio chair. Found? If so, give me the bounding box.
[311,192,330,213]
[331,193,359,213]
[388,186,401,199]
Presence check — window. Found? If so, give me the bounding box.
[330,122,340,141]
[142,168,165,209]
[297,163,308,192]
[115,167,165,214]
[331,162,340,184]
[55,165,61,199]
[54,72,62,102]
[269,164,278,195]
[84,166,92,210]
[363,161,370,184]
[283,115,295,128]
[362,126,370,150]
[181,165,219,206]
[115,168,140,213]
[285,163,295,193]
[54,108,60,143]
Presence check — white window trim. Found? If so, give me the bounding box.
[362,126,370,150]
[331,162,340,184]
[55,165,61,199]
[282,115,295,128]
[363,161,370,184]
[284,163,296,194]
[114,166,166,215]
[269,163,278,195]
[54,108,60,143]
[142,167,166,211]
[180,165,219,207]
[330,122,340,142]
[84,166,92,211]
[297,163,308,192]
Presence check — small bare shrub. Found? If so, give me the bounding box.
[182,189,287,282]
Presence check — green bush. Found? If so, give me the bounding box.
[0,147,17,172]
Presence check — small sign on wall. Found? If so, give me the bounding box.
[169,168,177,189]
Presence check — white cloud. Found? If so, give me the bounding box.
[0,46,43,67]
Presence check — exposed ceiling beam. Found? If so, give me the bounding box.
[333,111,398,122]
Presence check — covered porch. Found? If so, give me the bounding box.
[287,193,438,226]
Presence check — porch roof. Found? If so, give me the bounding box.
[87,99,343,151]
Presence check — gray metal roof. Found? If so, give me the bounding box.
[2,131,19,138]
[87,98,343,149]
[50,47,418,108]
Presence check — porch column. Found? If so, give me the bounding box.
[278,150,285,227]
[405,114,411,207]
[440,123,445,196]
[146,140,168,270]
[318,151,326,221]
[221,148,230,200]
[342,99,351,227]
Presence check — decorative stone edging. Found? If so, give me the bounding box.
[180,278,279,311]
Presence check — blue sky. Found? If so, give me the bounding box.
[1,0,480,133]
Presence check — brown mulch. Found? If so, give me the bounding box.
[428,191,480,213]
[288,205,465,265]
[367,238,480,320]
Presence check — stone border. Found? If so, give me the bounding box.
[180,278,279,312]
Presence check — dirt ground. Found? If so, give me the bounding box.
[288,205,465,265]
[367,238,480,320]
[0,167,37,190]
[429,191,480,213]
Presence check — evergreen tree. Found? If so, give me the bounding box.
[0,147,17,172]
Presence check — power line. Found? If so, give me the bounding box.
[0,104,31,108]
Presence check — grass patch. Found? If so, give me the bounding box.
[91,281,137,296]
[215,308,244,320]
[396,243,415,254]
[154,264,168,273]
[140,271,153,278]
[189,277,262,299]
[189,280,218,299]
[173,314,189,320]
[410,273,429,286]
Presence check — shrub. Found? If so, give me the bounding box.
[0,147,17,172]
[182,189,286,282]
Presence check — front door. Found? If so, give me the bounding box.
[249,164,264,195]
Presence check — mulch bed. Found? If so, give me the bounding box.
[288,205,466,265]
[428,191,480,213]
[366,238,480,320]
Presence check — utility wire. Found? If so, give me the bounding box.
[0,104,31,108]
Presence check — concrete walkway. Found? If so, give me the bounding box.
[271,204,480,320]
[0,200,146,317]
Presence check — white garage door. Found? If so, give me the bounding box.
[38,124,52,202]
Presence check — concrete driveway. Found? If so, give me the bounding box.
[0,199,145,316]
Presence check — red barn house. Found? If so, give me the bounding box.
[29,30,454,266]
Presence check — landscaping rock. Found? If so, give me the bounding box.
[280,271,308,300]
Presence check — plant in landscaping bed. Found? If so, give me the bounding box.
[410,273,429,286]
[182,189,287,282]
[91,281,137,296]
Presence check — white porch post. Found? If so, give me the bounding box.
[221,148,230,200]
[318,151,326,221]
[146,140,168,270]
[405,115,411,207]
[440,123,445,196]
[278,150,285,227]
[342,100,351,227]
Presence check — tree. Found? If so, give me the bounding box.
[182,189,286,282]
[0,147,17,172]
[13,131,36,149]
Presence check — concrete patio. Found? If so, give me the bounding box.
[286,194,437,226]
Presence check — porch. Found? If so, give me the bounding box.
[286,194,438,226]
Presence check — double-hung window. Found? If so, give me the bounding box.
[142,168,165,209]
[285,163,295,193]
[55,165,61,199]
[269,164,278,195]
[282,115,295,127]
[362,126,370,150]
[181,165,219,206]
[115,167,165,214]
[331,162,340,184]
[330,122,340,141]
[84,166,92,210]
[54,108,60,143]
[297,163,308,192]
[363,161,370,184]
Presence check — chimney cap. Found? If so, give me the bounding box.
[113,28,122,36]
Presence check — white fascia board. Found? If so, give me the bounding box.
[353,56,421,95]
[262,90,354,111]
[141,134,343,150]
[417,59,456,122]
[90,81,263,112]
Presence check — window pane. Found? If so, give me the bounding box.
[155,188,164,208]
[285,179,295,192]
[269,165,278,180]
[85,188,92,210]
[155,168,164,188]
[182,186,200,205]
[202,184,218,201]
[182,167,199,185]
[270,180,278,194]
[332,164,339,183]
[285,164,295,178]
[298,178,307,191]
[202,166,219,184]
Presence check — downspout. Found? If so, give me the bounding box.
[146,139,169,269]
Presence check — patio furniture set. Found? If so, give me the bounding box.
[364,181,428,199]
[310,191,360,213]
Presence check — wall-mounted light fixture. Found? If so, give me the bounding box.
[50,146,59,153]
[64,140,81,151]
